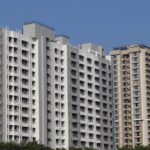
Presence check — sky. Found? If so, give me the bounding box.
[0,0,150,53]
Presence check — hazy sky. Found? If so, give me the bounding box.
[0,0,150,52]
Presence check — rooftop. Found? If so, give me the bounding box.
[55,34,70,39]
[113,44,150,51]
[24,21,55,31]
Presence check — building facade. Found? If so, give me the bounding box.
[67,43,113,150]
[0,22,113,150]
[111,45,150,149]
[0,27,40,143]
[23,22,113,150]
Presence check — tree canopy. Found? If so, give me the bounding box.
[0,142,98,150]
[119,145,150,150]
[0,142,52,150]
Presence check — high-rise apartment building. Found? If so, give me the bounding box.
[23,22,113,150]
[111,45,150,149]
[67,43,113,150]
[0,22,113,150]
[0,27,39,142]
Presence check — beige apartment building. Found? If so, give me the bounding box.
[111,44,150,149]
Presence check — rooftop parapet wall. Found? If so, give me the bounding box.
[55,34,70,45]
[80,43,104,56]
[113,44,150,51]
[111,44,150,55]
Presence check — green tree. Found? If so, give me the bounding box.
[68,147,96,150]
[119,145,150,150]
[118,146,133,150]
[0,141,53,150]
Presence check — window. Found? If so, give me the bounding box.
[61,50,64,56]
[22,50,28,57]
[14,38,18,44]
[80,106,85,112]
[87,74,92,80]
[22,41,28,47]
[79,55,84,61]
[14,86,19,92]
[80,98,85,103]
[88,108,93,113]
[8,37,13,42]
[32,44,35,49]
[79,64,84,69]
[87,58,92,64]
[71,70,76,76]
[102,71,107,77]
[102,63,106,69]
[87,66,92,72]
[87,83,92,88]
[14,57,18,63]
[95,61,99,66]
[72,87,77,93]
[79,72,84,78]
[72,113,78,119]
[95,69,99,74]
[71,61,76,67]
[32,62,35,68]
[22,59,28,67]
[88,99,93,105]
[95,77,99,82]
[72,105,77,110]
[14,47,18,54]
[72,96,77,102]
[8,56,13,62]
[80,89,85,95]
[71,52,76,59]
[55,48,58,54]
[32,53,35,58]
